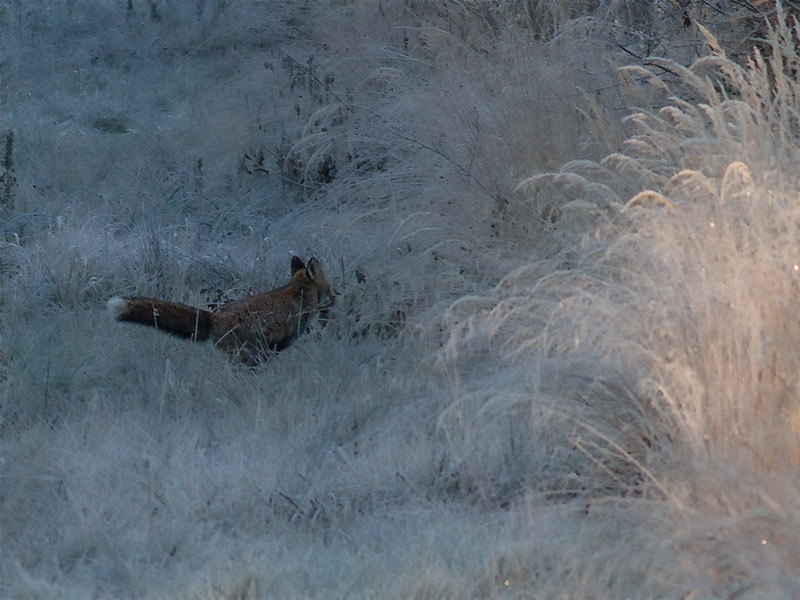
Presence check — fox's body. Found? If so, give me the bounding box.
[108,256,332,363]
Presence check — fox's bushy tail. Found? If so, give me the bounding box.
[107,296,214,341]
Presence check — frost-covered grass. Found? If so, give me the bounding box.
[2,1,800,598]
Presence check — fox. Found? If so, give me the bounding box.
[108,256,333,364]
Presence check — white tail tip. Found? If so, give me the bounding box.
[107,296,129,319]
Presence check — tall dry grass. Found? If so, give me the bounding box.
[439,10,800,597]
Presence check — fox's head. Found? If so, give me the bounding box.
[291,256,334,307]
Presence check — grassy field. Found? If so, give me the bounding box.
[2,1,800,598]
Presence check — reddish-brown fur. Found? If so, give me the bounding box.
[108,256,333,363]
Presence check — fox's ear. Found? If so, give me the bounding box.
[306,257,323,279]
[291,256,306,275]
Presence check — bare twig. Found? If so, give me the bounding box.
[1,129,14,206]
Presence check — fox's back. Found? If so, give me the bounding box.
[210,257,332,356]
[212,285,305,349]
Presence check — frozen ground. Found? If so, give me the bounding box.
[2,2,800,598]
